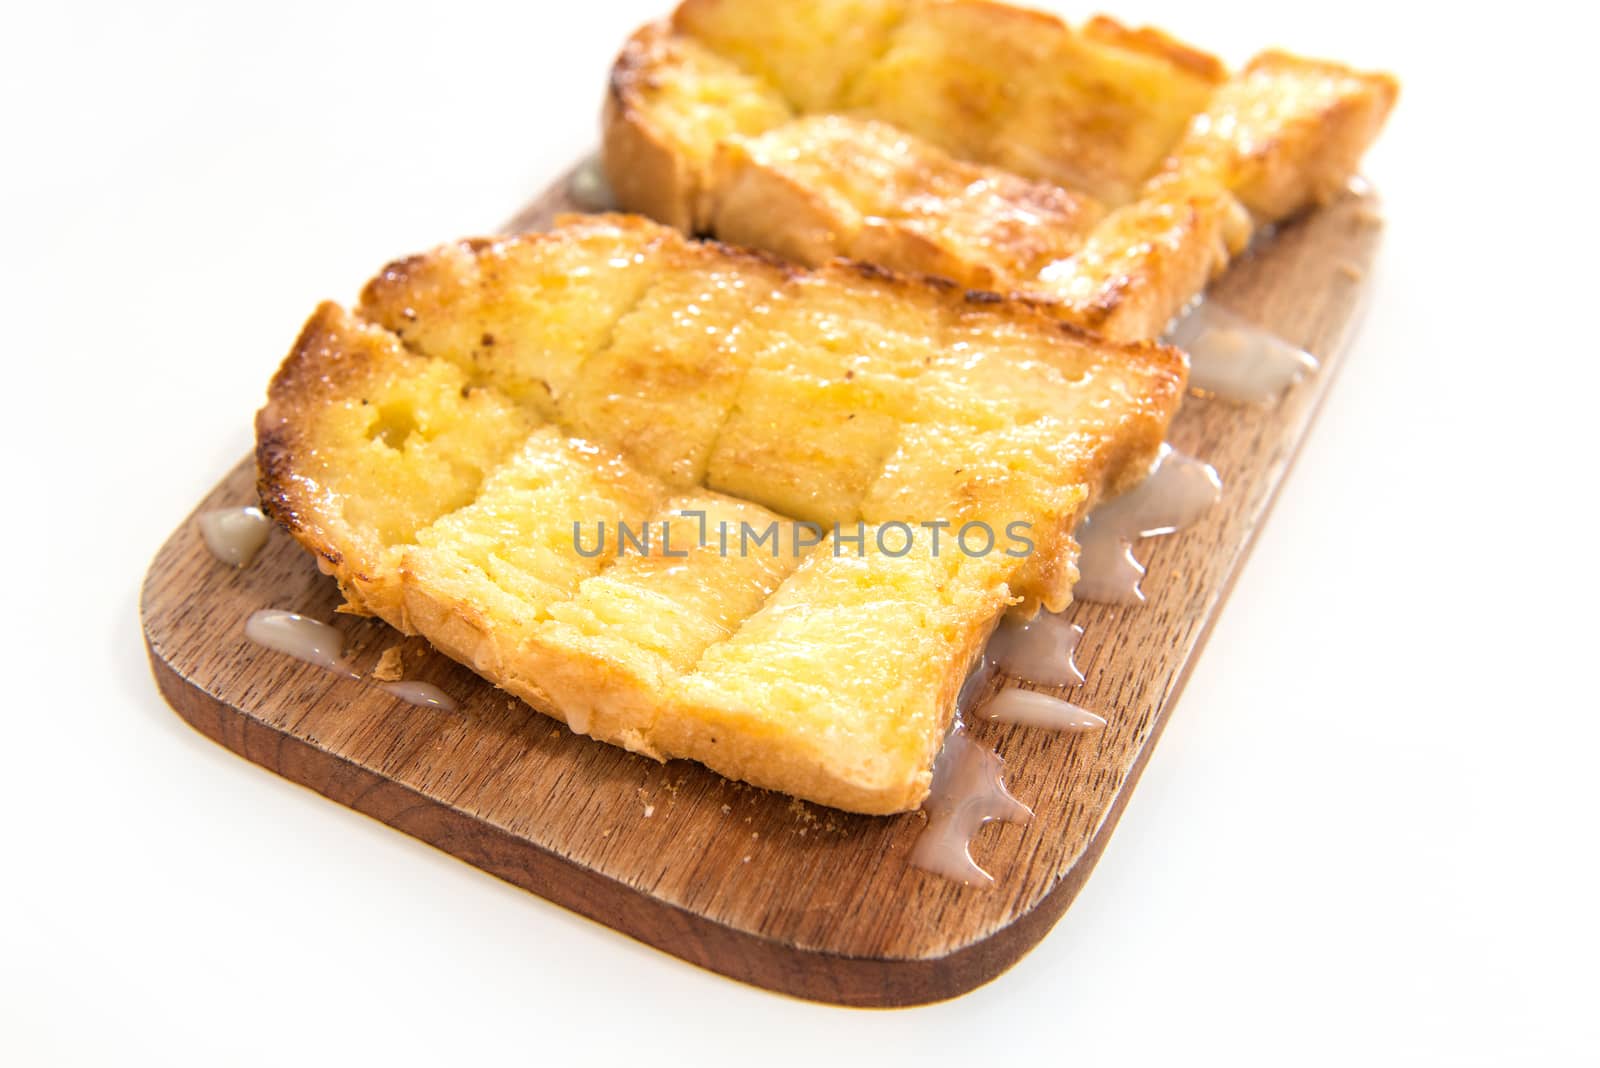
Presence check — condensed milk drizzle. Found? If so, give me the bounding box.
[1167,300,1319,403]
[958,612,1086,716]
[245,610,359,678]
[980,688,1105,732]
[244,609,458,710]
[914,613,1103,883]
[1075,445,1222,604]
[379,680,458,712]
[956,654,999,717]
[988,613,1085,687]
[910,727,1032,887]
[568,155,617,212]
[197,506,272,568]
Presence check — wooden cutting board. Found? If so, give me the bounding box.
[141,163,1381,1007]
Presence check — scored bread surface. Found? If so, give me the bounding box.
[605,0,1398,340]
[257,214,1185,814]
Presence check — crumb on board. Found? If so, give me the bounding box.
[371,645,405,682]
[643,804,655,818]
[787,798,820,826]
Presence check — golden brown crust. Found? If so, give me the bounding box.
[255,302,384,583]
[602,24,701,231]
[601,22,791,233]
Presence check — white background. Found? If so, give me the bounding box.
[3,1,1596,1064]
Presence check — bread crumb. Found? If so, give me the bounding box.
[643,804,655,818]
[371,646,405,682]
[787,798,819,825]
[720,804,731,815]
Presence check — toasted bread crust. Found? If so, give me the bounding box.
[603,24,701,231]
[603,22,792,232]
[256,303,389,591]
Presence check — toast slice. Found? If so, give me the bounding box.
[257,214,1185,813]
[604,0,1396,340]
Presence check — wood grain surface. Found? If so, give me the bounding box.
[141,164,1382,1007]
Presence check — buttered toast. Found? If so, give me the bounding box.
[257,214,1185,813]
[605,0,1397,340]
